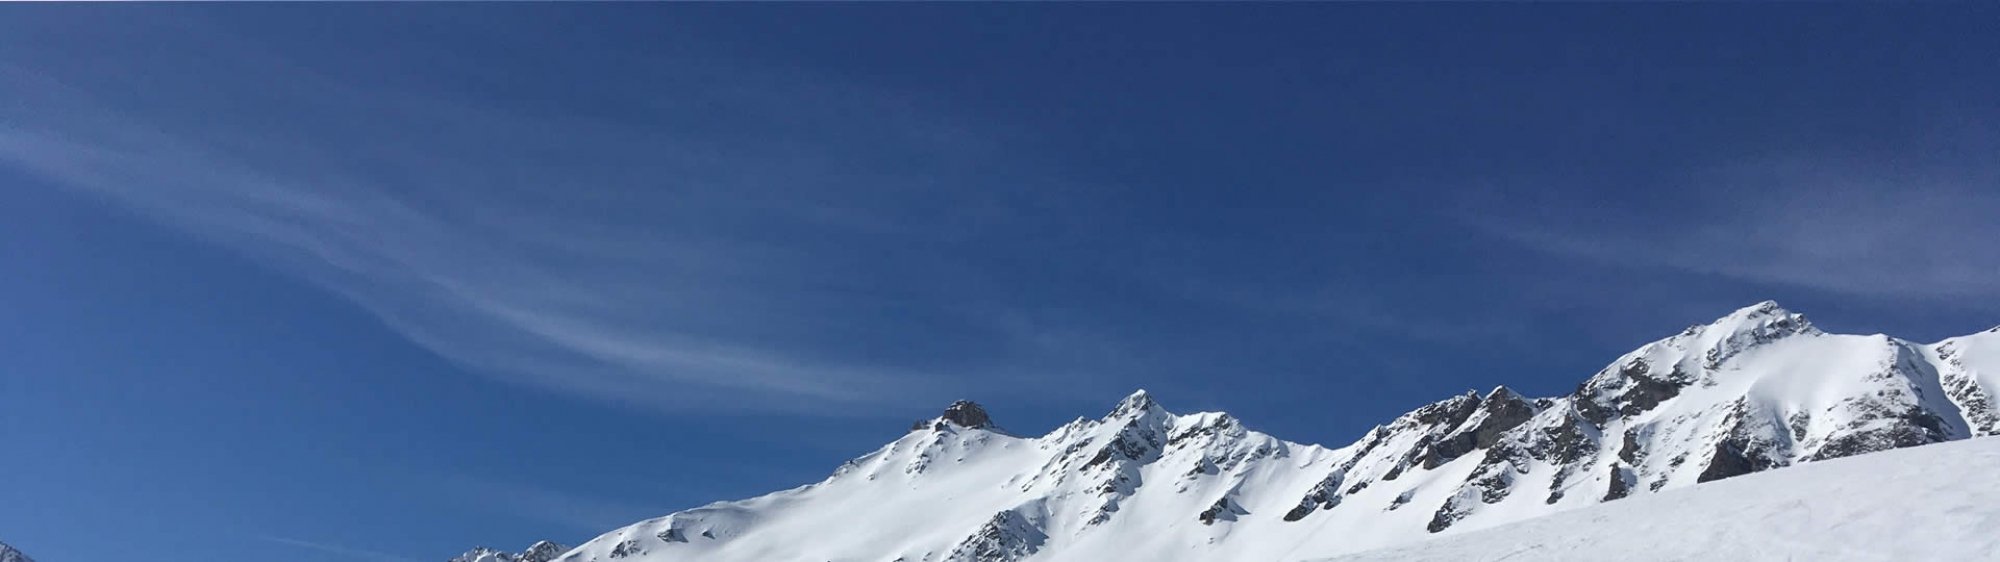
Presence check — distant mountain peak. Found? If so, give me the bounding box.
[0,541,34,562]
[449,541,567,562]
[912,399,998,432]
[1702,300,1817,338]
[940,400,993,429]
[1108,388,1165,418]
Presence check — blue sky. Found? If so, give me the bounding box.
[2,5,1996,561]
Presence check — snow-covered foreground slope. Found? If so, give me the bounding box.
[1320,435,2000,561]
[467,302,2000,562]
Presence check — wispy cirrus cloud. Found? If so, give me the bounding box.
[1464,149,2000,304]
[255,536,419,562]
[0,24,1048,414]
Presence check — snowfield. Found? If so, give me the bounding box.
[455,302,2000,562]
[1319,435,2000,562]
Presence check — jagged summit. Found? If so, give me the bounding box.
[1694,300,1818,339]
[1107,388,1166,418]
[473,302,2000,562]
[0,542,34,562]
[912,399,998,432]
[940,400,993,429]
[449,541,566,562]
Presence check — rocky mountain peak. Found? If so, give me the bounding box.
[518,541,567,562]
[1702,300,1819,341]
[1108,389,1165,419]
[911,399,998,432]
[940,400,994,429]
[448,541,567,562]
[0,542,34,562]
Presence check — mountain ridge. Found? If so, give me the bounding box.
[0,541,36,562]
[466,302,2000,561]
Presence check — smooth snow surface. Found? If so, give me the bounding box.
[508,303,2000,562]
[1320,436,2000,562]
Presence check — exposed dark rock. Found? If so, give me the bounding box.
[1425,505,1458,533]
[1426,494,1476,534]
[1697,439,1776,482]
[1617,428,1642,464]
[1283,470,1347,521]
[1385,393,1488,479]
[1196,497,1248,525]
[947,509,1048,562]
[1946,384,2000,437]
[1419,387,1537,469]
[1082,420,1163,471]
[1380,459,1410,481]
[1386,489,1414,511]
[1576,359,1688,425]
[1604,465,1633,501]
[608,538,643,559]
[1409,392,1484,426]
[943,400,994,429]
[1788,412,1812,442]
[449,541,568,562]
[1532,409,1600,465]
[1695,400,1788,483]
[1701,302,1815,370]
[1807,408,1952,461]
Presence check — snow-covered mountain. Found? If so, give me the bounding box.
[450,541,569,562]
[472,302,2000,562]
[1317,435,2000,561]
[0,541,36,562]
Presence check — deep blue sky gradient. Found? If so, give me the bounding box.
[3,5,1997,562]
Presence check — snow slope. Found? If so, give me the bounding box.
[1319,435,2000,561]
[465,302,2000,562]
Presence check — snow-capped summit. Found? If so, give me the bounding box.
[460,303,2000,562]
[915,400,999,432]
[450,541,567,562]
[0,542,35,562]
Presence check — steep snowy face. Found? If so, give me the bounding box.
[484,302,2000,562]
[450,541,568,562]
[1933,329,2000,437]
[1398,302,1972,535]
[0,542,33,562]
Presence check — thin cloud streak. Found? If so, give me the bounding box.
[0,49,997,413]
[1466,154,2000,303]
[256,536,420,562]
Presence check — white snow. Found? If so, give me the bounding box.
[1318,436,2000,562]
[520,303,2000,562]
